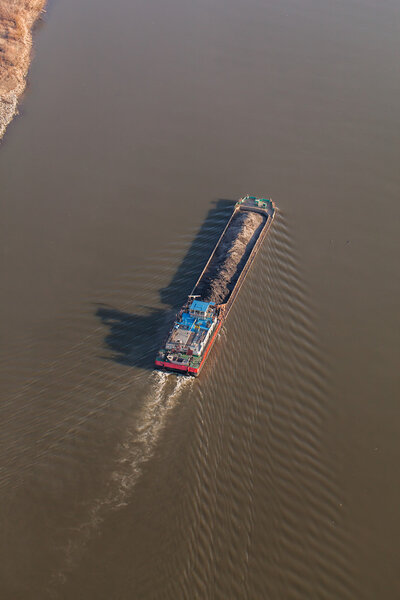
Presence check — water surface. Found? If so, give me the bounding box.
[1,0,400,597]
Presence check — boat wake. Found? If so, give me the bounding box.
[49,370,193,591]
[108,371,193,509]
[160,210,357,600]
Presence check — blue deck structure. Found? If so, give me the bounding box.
[189,300,214,314]
[181,313,195,328]
[181,311,213,331]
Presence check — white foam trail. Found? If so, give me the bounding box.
[50,371,193,590]
[110,372,193,508]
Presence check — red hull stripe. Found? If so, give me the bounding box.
[156,361,188,372]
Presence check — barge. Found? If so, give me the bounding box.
[155,195,276,376]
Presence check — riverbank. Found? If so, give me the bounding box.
[0,0,45,140]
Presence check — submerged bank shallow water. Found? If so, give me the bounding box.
[0,0,45,139]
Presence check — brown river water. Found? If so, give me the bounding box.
[1,0,400,598]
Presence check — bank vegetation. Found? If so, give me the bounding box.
[0,0,45,139]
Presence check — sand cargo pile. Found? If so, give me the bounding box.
[195,210,265,304]
[155,196,276,376]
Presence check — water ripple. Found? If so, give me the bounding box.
[163,210,356,599]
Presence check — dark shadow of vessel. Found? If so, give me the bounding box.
[96,199,235,370]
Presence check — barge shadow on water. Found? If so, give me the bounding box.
[96,199,237,371]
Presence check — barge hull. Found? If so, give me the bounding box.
[156,196,276,375]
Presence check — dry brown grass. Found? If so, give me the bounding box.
[0,0,45,136]
[0,0,45,89]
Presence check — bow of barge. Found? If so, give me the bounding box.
[155,196,276,376]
